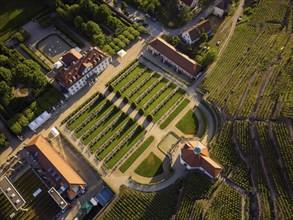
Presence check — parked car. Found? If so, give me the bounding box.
[142,22,149,27]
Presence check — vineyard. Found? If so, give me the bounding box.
[0,168,60,220]
[205,184,242,220]
[196,0,293,218]
[100,185,180,220]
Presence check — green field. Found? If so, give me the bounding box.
[134,152,164,177]
[0,0,51,41]
[176,110,198,135]
[119,136,155,173]
[160,99,190,129]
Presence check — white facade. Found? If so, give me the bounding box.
[67,58,111,96]
[182,31,194,45]
[179,155,214,179]
[213,6,224,17]
[147,46,195,79]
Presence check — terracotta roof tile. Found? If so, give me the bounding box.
[57,47,108,88]
[149,37,201,76]
[27,135,86,186]
[187,19,212,41]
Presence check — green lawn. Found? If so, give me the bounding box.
[89,115,128,152]
[75,103,114,138]
[68,96,106,130]
[119,136,154,173]
[153,91,185,122]
[81,110,121,144]
[97,120,137,160]
[106,127,146,169]
[0,0,51,41]
[137,80,167,108]
[113,65,144,91]
[145,86,175,115]
[176,110,198,135]
[134,152,164,177]
[129,74,160,101]
[121,70,151,97]
[159,98,190,129]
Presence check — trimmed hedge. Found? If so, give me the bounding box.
[19,43,51,72]
[55,22,85,48]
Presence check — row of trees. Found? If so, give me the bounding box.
[56,0,146,55]
[0,132,9,148]
[0,44,62,134]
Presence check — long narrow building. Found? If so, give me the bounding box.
[147,37,201,79]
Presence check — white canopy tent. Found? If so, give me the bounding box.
[53,61,63,69]
[90,198,98,206]
[28,111,51,132]
[117,49,126,58]
[50,127,60,137]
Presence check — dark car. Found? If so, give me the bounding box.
[142,23,149,27]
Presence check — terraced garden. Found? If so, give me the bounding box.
[108,61,187,123]
[0,168,60,220]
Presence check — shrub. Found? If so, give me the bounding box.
[116,90,121,98]
[123,96,129,103]
[108,84,114,91]
[131,102,137,109]
[19,43,51,72]
[147,114,153,122]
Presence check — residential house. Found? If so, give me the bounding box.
[26,135,86,200]
[148,37,201,79]
[180,140,222,178]
[181,19,212,45]
[56,47,111,96]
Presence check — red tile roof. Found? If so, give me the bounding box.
[181,140,222,178]
[27,135,86,186]
[57,47,108,88]
[148,37,201,76]
[186,19,212,42]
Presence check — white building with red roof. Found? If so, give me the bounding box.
[180,140,222,178]
[56,47,111,96]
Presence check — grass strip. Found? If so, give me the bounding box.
[97,120,136,160]
[106,128,146,169]
[129,74,160,101]
[113,65,144,91]
[119,136,154,173]
[159,98,190,129]
[154,92,183,122]
[68,98,107,130]
[121,70,150,97]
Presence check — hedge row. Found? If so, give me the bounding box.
[61,91,100,124]
[20,43,51,72]
[55,22,85,48]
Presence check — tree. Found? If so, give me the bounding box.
[179,6,192,23]
[97,4,112,22]
[17,114,29,127]
[121,1,128,11]
[92,34,105,46]
[0,132,9,148]
[10,122,22,134]
[113,0,118,6]
[0,67,12,85]
[0,81,12,105]
[74,16,84,28]
[146,3,155,16]
[197,49,218,66]
[0,55,10,67]
[200,33,208,42]
[170,36,180,47]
